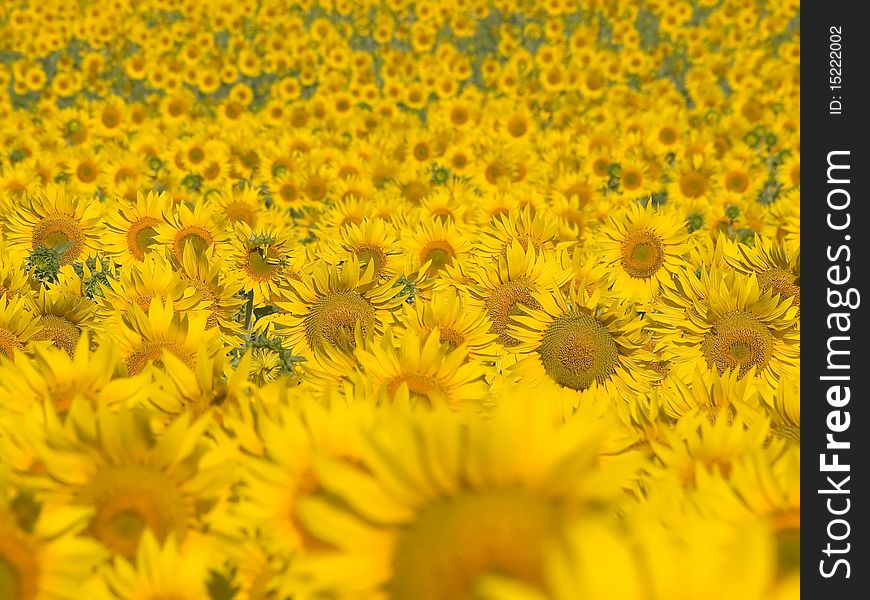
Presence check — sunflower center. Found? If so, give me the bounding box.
[620,229,665,279]
[126,340,195,375]
[32,215,85,264]
[78,466,188,560]
[389,488,558,600]
[726,171,748,192]
[356,244,388,278]
[507,115,527,138]
[304,292,376,353]
[76,162,98,183]
[33,315,80,357]
[485,277,541,347]
[246,249,279,280]
[173,225,214,260]
[438,327,465,349]
[0,327,24,360]
[539,309,619,391]
[126,217,160,261]
[757,268,800,309]
[702,310,774,377]
[224,202,256,226]
[420,241,456,274]
[679,171,707,198]
[0,528,40,600]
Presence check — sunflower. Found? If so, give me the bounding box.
[154,199,229,264]
[724,235,800,315]
[597,201,691,304]
[322,218,403,280]
[397,288,499,363]
[652,268,799,392]
[289,400,641,599]
[103,191,169,267]
[4,184,104,265]
[210,183,263,229]
[96,253,208,322]
[404,217,472,279]
[0,332,153,415]
[0,294,44,362]
[263,256,407,357]
[509,284,658,404]
[27,286,95,357]
[148,348,255,419]
[666,157,718,205]
[173,243,246,344]
[230,221,301,306]
[351,328,490,410]
[97,532,213,600]
[102,299,223,376]
[654,367,763,424]
[474,207,560,260]
[31,401,230,561]
[0,485,107,600]
[467,241,572,348]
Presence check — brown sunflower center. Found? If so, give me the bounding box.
[702,310,774,377]
[33,315,80,357]
[539,309,619,391]
[388,488,558,600]
[679,171,707,198]
[126,216,160,261]
[245,248,279,280]
[172,225,214,260]
[419,240,456,274]
[76,162,98,183]
[438,326,465,349]
[620,229,665,279]
[304,292,376,353]
[32,215,85,264]
[507,115,528,138]
[78,466,188,560]
[725,171,749,192]
[485,277,541,347]
[224,202,256,226]
[758,268,800,310]
[356,244,388,278]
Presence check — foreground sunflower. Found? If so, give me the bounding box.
[0,481,107,600]
[724,235,800,315]
[103,191,168,267]
[29,402,230,561]
[597,201,690,305]
[289,401,641,600]
[263,256,407,357]
[3,184,104,265]
[0,294,44,361]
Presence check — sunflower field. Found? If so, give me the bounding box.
[0,0,801,599]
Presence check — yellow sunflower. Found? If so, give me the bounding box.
[466,241,572,348]
[0,485,107,600]
[289,400,641,599]
[31,401,230,561]
[26,286,94,357]
[103,191,168,267]
[0,294,44,362]
[397,287,499,363]
[351,328,490,410]
[404,217,473,280]
[0,332,152,415]
[230,221,301,306]
[102,299,223,376]
[323,217,404,280]
[509,284,658,404]
[263,257,407,357]
[4,184,104,265]
[154,198,229,263]
[597,201,691,304]
[724,235,800,315]
[97,532,214,600]
[652,268,799,392]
